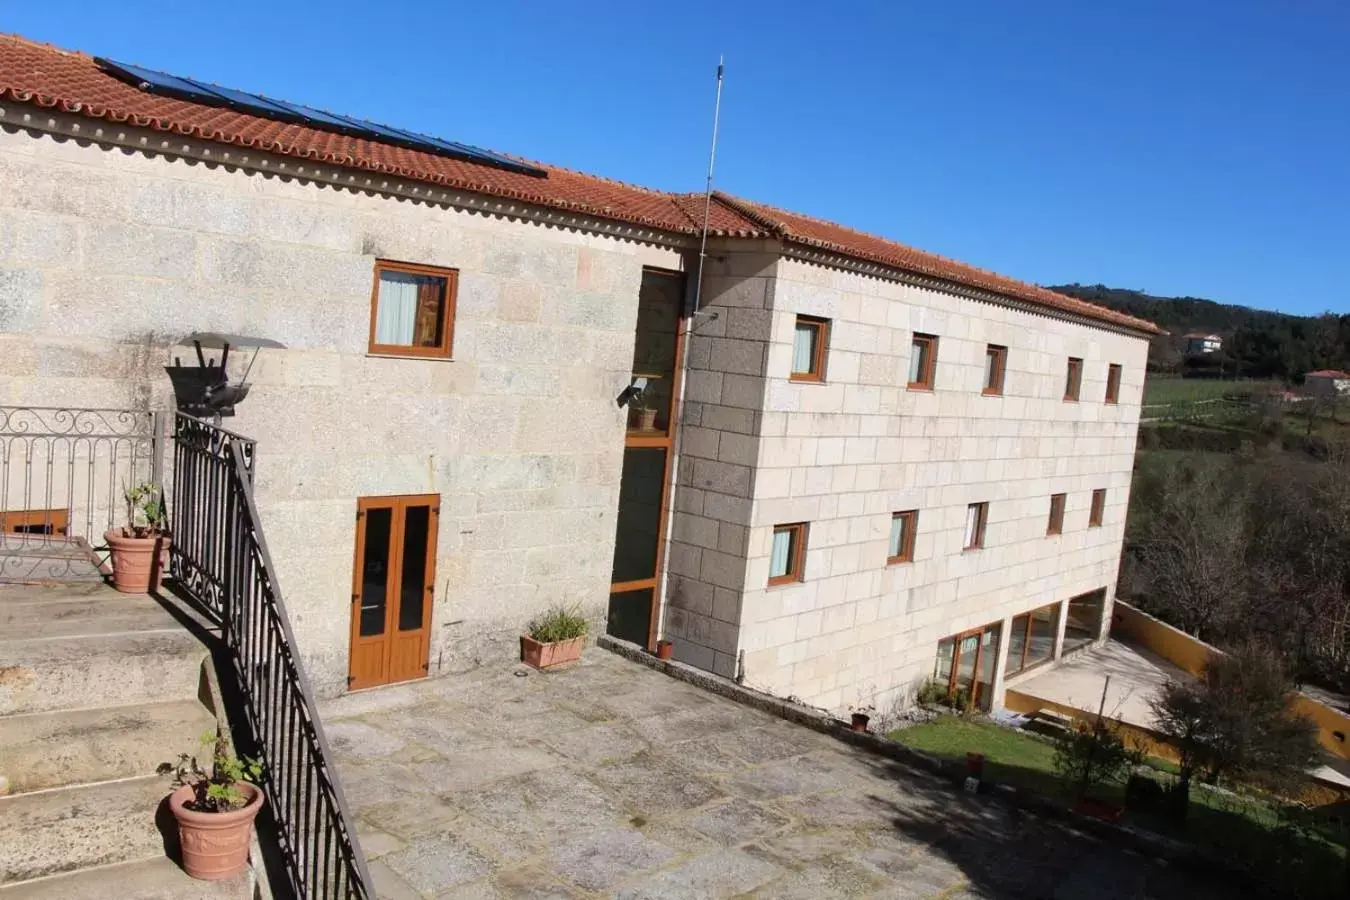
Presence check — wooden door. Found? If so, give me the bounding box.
[348,494,438,690]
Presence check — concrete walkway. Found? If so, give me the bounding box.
[1012,639,1191,731]
[321,650,1228,899]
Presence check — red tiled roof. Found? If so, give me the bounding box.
[0,33,1160,336]
[714,195,1162,334]
[1306,370,1350,378]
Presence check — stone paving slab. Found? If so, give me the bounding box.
[322,650,1234,899]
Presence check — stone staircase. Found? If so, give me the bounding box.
[0,582,256,898]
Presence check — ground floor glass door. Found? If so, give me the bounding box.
[606,269,684,649]
[348,494,439,690]
[934,621,1001,711]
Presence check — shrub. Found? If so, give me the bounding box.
[527,606,588,643]
[1053,718,1138,799]
[159,731,262,813]
[914,679,949,707]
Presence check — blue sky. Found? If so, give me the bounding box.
[6,1,1347,314]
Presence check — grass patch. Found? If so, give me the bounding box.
[890,713,1347,897]
[1142,377,1269,405]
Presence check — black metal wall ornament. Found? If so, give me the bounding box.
[165,332,285,422]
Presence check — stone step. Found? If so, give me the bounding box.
[0,776,175,884]
[0,699,217,795]
[0,856,252,900]
[0,584,212,640]
[0,630,208,716]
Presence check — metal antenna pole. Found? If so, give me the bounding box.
[691,57,725,316]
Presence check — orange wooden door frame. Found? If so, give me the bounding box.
[609,268,686,651]
[347,494,439,691]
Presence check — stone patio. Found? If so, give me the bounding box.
[320,650,1231,899]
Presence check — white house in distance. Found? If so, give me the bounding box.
[1183,332,1223,355]
[0,34,1159,715]
[1305,370,1350,398]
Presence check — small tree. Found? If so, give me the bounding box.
[1053,717,1138,801]
[1151,642,1319,815]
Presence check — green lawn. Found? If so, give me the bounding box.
[889,715,1347,897]
[1142,377,1266,406]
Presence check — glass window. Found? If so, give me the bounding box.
[983,345,1006,395]
[1105,364,1122,404]
[628,270,682,433]
[358,507,392,637]
[791,316,829,381]
[1005,603,1060,676]
[769,523,806,585]
[964,502,987,550]
[909,334,937,389]
[1047,493,1066,536]
[370,261,456,357]
[1063,589,1106,652]
[610,448,668,584]
[1064,357,1083,401]
[397,504,431,631]
[1090,489,1106,527]
[888,510,917,563]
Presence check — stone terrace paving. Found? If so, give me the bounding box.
[320,651,1230,899]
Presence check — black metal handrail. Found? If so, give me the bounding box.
[170,413,373,898]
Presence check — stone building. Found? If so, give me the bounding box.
[0,34,1157,713]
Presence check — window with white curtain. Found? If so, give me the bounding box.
[369,261,457,357]
[964,502,988,550]
[889,510,917,563]
[909,334,937,389]
[791,316,828,381]
[769,523,805,584]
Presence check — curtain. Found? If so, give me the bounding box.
[770,528,792,577]
[984,350,997,389]
[374,271,421,345]
[792,323,815,373]
[889,516,903,558]
[909,343,924,383]
[964,505,979,547]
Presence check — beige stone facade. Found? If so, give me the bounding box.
[2,109,1149,710]
[664,252,1147,714]
[0,115,683,694]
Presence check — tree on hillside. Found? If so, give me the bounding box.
[1124,456,1249,641]
[1150,643,1319,814]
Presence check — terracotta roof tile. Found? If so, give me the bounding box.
[713,194,1163,335]
[1306,370,1349,378]
[0,32,1159,336]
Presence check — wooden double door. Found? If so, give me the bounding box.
[347,494,439,690]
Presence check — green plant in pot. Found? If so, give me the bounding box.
[159,732,265,881]
[521,605,589,670]
[106,482,171,593]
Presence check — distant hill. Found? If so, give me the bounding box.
[1047,284,1348,381]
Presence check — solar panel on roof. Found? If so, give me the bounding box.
[94,57,546,177]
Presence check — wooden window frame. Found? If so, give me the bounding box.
[964,502,988,551]
[768,522,807,586]
[1105,363,1122,404]
[888,510,918,564]
[1006,602,1060,677]
[367,259,459,359]
[1064,356,1083,402]
[1047,493,1066,536]
[908,333,938,391]
[790,315,830,383]
[982,344,1007,396]
[1089,489,1106,528]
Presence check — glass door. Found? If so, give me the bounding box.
[606,269,685,648]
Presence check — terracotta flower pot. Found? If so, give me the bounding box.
[168,782,265,880]
[656,639,674,661]
[520,634,586,670]
[105,530,170,593]
[966,752,986,777]
[850,713,870,733]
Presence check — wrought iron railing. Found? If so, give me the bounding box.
[0,406,161,582]
[170,413,373,898]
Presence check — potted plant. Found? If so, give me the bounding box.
[634,400,659,433]
[656,639,675,661]
[849,704,875,733]
[106,482,170,593]
[521,605,589,669]
[159,732,265,881]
